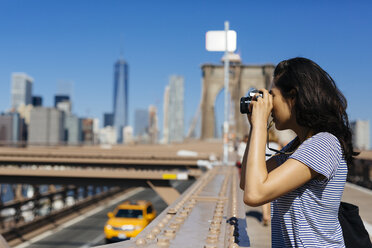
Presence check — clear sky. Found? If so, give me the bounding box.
[0,1,371,142]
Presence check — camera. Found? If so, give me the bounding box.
[240,88,263,114]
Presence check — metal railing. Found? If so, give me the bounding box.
[348,158,372,189]
[1,186,127,247]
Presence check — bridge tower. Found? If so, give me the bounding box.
[200,56,275,140]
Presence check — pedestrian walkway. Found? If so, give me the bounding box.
[244,204,271,247]
[244,182,372,247]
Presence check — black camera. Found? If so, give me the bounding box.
[240,88,263,114]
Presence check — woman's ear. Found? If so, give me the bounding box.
[288,89,297,108]
[289,89,297,99]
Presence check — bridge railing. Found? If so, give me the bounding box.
[348,158,372,189]
[1,186,127,247]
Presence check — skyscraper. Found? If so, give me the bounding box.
[11,73,33,110]
[103,113,114,127]
[64,113,81,145]
[167,75,184,143]
[162,86,170,144]
[134,109,148,137]
[80,118,94,145]
[351,120,370,150]
[148,105,158,144]
[29,107,64,145]
[0,112,24,146]
[113,59,129,143]
[0,114,13,145]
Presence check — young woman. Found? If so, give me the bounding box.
[240,57,358,247]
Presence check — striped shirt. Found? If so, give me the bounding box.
[271,132,347,247]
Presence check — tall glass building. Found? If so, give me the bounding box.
[113,59,129,143]
[167,75,184,143]
[11,73,33,110]
[134,109,148,137]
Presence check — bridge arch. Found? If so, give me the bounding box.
[200,62,275,140]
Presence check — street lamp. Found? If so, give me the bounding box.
[206,21,237,165]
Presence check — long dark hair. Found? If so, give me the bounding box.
[273,57,358,167]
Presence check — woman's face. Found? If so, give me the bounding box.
[270,85,295,130]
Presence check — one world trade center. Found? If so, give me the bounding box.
[113,58,128,143]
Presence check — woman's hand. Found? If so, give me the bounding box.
[247,89,273,128]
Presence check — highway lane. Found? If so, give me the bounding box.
[16,180,194,248]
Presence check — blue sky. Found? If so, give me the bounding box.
[0,1,371,141]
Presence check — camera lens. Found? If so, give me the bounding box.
[240,97,250,114]
[240,88,264,114]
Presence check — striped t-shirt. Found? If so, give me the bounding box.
[271,132,347,247]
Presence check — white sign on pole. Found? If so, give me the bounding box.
[205,30,237,52]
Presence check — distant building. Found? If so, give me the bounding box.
[11,113,23,144]
[80,118,94,145]
[166,75,184,143]
[0,114,12,144]
[54,95,70,108]
[351,120,370,150]
[64,113,81,145]
[98,126,117,145]
[113,58,129,143]
[103,113,114,127]
[162,86,170,144]
[148,105,158,144]
[134,109,148,137]
[57,101,72,114]
[0,113,24,146]
[11,73,33,110]
[17,104,33,125]
[28,107,64,145]
[32,96,43,107]
[123,126,133,145]
[93,118,100,144]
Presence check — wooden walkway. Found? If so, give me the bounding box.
[245,182,372,247]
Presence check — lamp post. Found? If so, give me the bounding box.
[223,21,229,165]
[206,21,237,165]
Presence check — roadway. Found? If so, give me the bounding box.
[15,180,194,248]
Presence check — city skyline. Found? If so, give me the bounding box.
[0,1,371,143]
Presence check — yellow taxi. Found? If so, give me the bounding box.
[104,200,156,243]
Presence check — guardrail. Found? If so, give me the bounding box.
[348,158,372,189]
[0,186,76,228]
[1,186,129,247]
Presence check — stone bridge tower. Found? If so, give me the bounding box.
[200,56,275,140]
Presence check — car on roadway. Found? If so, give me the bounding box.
[104,200,156,243]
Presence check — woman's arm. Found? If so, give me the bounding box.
[239,129,250,190]
[243,122,318,206]
[239,129,278,190]
[243,156,318,206]
[242,89,318,206]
